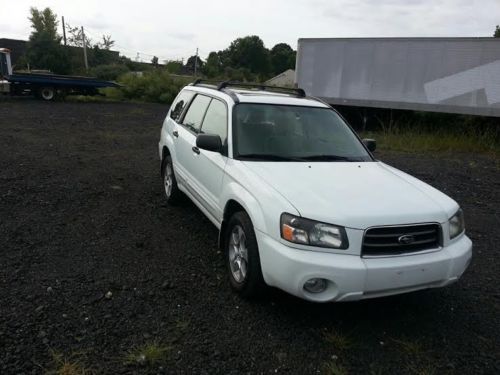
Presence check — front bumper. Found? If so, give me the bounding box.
[257,232,472,302]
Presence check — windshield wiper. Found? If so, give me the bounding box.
[300,155,357,161]
[238,153,305,162]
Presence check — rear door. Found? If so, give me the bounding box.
[163,90,194,185]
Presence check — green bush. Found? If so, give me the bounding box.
[89,64,130,81]
[104,70,192,104]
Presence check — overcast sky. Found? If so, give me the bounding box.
[2,0,499,62]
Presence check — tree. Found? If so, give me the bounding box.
[25,7,70,74]
[227,36,270,76]
[99,35,115,50]
[495,25,500,37]
[165,60,183,74]
[151,56,159,67]
[66,23,92,48]
[203,51,223,78]
[269,43,296,75]
[184,55,204,75]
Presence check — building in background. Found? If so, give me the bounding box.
[0,39,28,66]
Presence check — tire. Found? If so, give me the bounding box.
[39,86,55,101]
[161,155,183,204]
[225,211,265,298]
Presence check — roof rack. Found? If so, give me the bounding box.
[190,79,220,88]
[218,81,306,98]
[191,79,306,101]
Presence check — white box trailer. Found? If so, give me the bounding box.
[295,38,500,117]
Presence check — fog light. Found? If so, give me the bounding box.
[303,278,328,293]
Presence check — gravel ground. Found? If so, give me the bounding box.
[0,99,499,374]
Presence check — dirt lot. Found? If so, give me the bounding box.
[0,99,498,374]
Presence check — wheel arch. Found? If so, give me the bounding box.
[160,146,171,176]
[219,200,245,248]
[218,190,266,250]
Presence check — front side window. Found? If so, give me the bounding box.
[182,94,211,133]
[233,104,372,162]
[170,90,194,122]
[200,99,227,143]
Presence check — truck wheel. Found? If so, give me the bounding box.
[225,211,265,298]
[39,86,55,101]
[161,155,183,204]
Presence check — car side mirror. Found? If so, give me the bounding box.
[363,138,376,152]
[196,134,222,153]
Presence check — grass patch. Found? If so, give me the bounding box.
[125,341,172,367]
[323,330,353,351]
[362,128,499,157]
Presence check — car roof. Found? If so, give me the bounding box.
[183,85,329,108]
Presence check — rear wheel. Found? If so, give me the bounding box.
[39,86,55,101]
[161,155,183,204]
[225,211,265,298]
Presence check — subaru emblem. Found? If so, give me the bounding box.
[398,234,416,244]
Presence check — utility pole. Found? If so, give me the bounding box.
[194,47,198,77]
[62,16,67,46]
[81,26,89,71]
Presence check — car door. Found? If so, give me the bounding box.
[176,94,211,198]
[164,90,195,186]
[189,98,229,222]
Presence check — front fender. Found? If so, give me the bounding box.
[223,181,267,232]
[220,162,299,241]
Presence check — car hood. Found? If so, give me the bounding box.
[241,161,458,229]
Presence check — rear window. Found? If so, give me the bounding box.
[169,90,194,122]
[182,94,211,133]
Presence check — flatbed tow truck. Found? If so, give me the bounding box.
[0,48,119,100]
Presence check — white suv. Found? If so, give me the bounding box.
[158,81,472,302]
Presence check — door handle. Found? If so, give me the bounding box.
[192,146,200,155]
[172,130,179,138]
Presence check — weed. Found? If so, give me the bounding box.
[174,318,190,331]
[390,337,424,356]
[323,330,352,351]
[323,361,348,375]
[47,351,93,375]
[125,341,172,367]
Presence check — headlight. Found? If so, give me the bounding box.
[280,213,348,249]
[449,209,465,239]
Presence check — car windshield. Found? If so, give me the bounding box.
[233,104,372,162]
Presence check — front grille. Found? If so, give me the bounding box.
[362,223,441,256]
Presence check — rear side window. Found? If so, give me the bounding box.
[170,90,194,122]
[182,94,211,133]
[200,99,227,143]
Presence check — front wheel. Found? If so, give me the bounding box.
[225,211,265,298]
